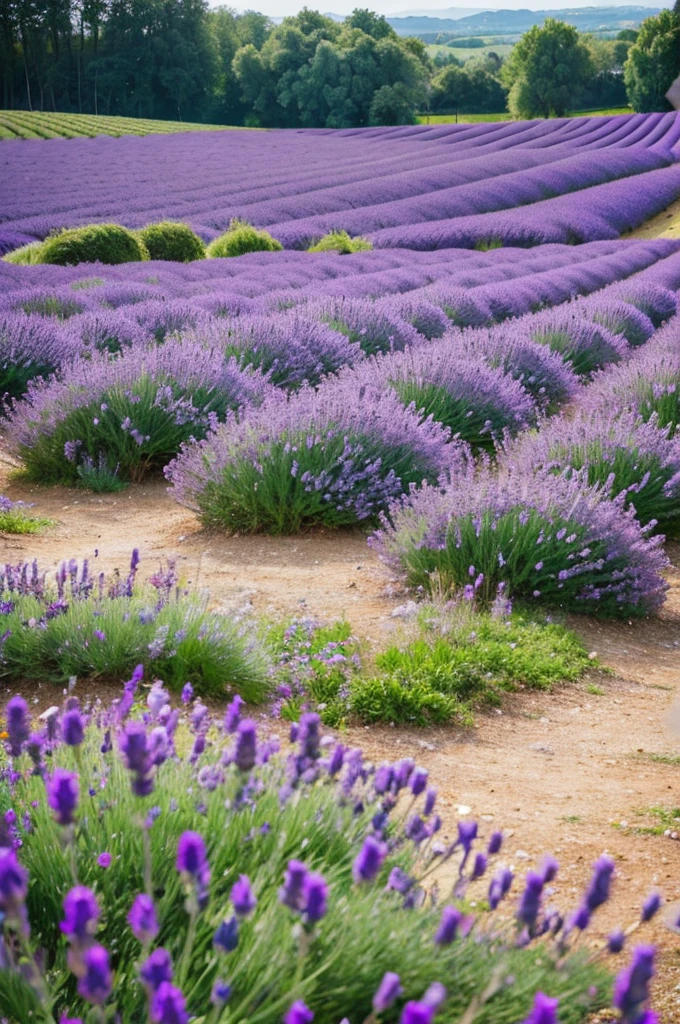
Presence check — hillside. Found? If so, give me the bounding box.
[388,5,661,36]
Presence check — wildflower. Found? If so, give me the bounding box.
[77,945,112,1005]
[147,682,170,718]
[423,983,447,1010]
[303,871,328,923]
[641,892,661,922]
[424,788,437,816]
[298,712,321,761]
[47,769,79,826]
[280,860,309,911]
[373,972,402,1012]
[410,767,428,796]
[128,893,159,944]
[60,886,100,944]
[434,905,463,945]
[353,836,387,883]
[608,930,626,954]
[151,981,189,1024]
[0,846,28,925]
[211,980,232,1006]
[62,707,85,747]
[399,1002,434,1024]
[214,916,239,952]
[540,855,559,883]
[457,819,478,854]
[285,1001,314,1024]
[234,718,258,772]
[521,992,559,1024]
[584,855,614,912]
[140,948,173,993]
[471,853,487,880]
[488,831,503,855]
[97,852,111,869]
[613,945,655,1022]
[224,694,243,732]
[176,830,210,907]
[231,874,257,917]
[517,871,544,929]
[6,695,30,757]
[181,682,194,705]
[119,720,154,797]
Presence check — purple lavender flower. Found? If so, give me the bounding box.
[147,682,170,718]
[373,972,403,1012]
[422,983,447,1011]
[517,871,544,929]
[302,871,328,923]
[47,769,79,826]
[298,712,321,761]
[424,788,437,816]
[280,860,309,911]
[521,992,559,1024]
[471,853,488,880]
[211,980,232,1006]
[6,696,30,757]
[77,945,112,1005]
[399,1001,434,1024]
[181,682,194,705]
[487,831,503,855]
[140,948,173,993]
[60,886,100,943]
[608,929,626,954]
[62,707,85,747]
[410,767,428,797]
[128,893,159,944]
[641,892,661,922]
[176,830,210,906]
[231,874,257,917]
[214,915,239,952]
[584,855,615,913]
[613,946,655,1022]
[284,1000,314,1024]
[151,981,189,1024]
[97,852,111,869]
[353,836,388,883]
[234,719,257,773]
[0,846,28,923]
[119,720,154,797]
[434,905,464,945]
[224,694,243,732]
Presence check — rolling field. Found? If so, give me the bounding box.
[1,111,680,1022]
[0,110,241,140]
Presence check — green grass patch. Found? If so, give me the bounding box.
[307,230,373,254]
[0,110,248,140]
[0,502,52,535]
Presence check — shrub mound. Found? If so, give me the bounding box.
[0,690,629,1023]
[308,297,421,357]
[206,219,283,258]
[424,284,491,327]
[0,551,266,695]
[0,313,80,400]
[508,408,680,532]
[584,339,680,438]
[38,223,149,266]
[6,339,273,487]
[371,466,669,618]
[345,344,536,453]
[583,298,655,348]
[195,311,363,389]
[612,281,677,328]
[377,295,450,340]
[307,230,373,254]
[166,380,467,534]
[527,309,628,377]
[136,220,206,262]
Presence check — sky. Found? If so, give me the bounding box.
[227,1,667,19]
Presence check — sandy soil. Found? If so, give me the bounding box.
[629,196,680,240]
[2,459,680,1014]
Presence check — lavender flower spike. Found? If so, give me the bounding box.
[521,992,559,1024]
[373,972,402,1013]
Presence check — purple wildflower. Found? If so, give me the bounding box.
[521,992,559,1024]
[234,718,257,773]
[285,1001,314,1024]
[214,915,239,952]
[128,893,159,944]
[613,946,655,1022]
[231,874,257,917]
[353,836,388,883]
[373,972,402,1012]
[140,948,173,993]
[62,707,85,747]
[399,1002,434,1024]
[151,981,189,1024]
[77,945,112,1005]
[47,768,80,827]
[5,696,30,757]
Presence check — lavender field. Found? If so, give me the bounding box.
[1,113,680,1023]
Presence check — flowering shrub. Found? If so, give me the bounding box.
[0,686,665,1023]
[0,313,80,400]
[371,467,669,617]
[378,296,449,340]
[195,311,364,389]
[6,339,272,486]
[308,298,421,358]
[424,286,490,328]
[612,281,677,328]
[345,344,536,453]
[584,341,680,439]
[67,309,148,354]
[166,381,465,534]
[0,496,52,535]
[526,309,628,377]
[507,409,680,532]
[206,220,283,258]
[582,299,655,348]
[0,551,267,697]
[450,326,581,412]
[136,221,206,262]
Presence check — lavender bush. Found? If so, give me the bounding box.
[371,467,669,617]
[525,309,629,377]
[166,381,466,534]
[580,299,655,348]
[0,496,52,535]
[0,688,665,1023]
[344,345,536,453]
[0,551,267,697]
[6,339,273,487]
[307,298,422,357]
[506,409,680,532]
[0,313,80,400]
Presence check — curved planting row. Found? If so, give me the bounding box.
[3,114,680,252]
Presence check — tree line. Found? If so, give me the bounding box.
[2,1,680,128]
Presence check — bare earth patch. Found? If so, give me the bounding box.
[2,460,680,1014]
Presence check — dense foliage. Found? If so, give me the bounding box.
[136,222,206,263]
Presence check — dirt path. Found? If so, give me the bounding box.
[2,462,680,1013]
[629,195,680,240]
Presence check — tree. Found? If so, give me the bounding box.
[624,9,680,112]
[502,18,592,118]
[430,61,506,115]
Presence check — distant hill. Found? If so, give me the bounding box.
[387,6,661,35]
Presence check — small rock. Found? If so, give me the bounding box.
[391,600,418,619]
